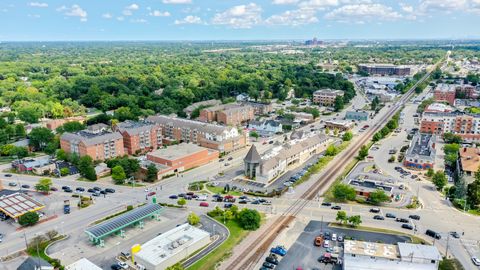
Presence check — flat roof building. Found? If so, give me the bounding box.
[0,192,45,220]
[198,103,255,126]
[66,258,102,270]
[403,133,436,170]
[133,223,211,270]
[313,89,344,106]
[344,240,441,270]
[358,64,411,76]
[115,120,162,155]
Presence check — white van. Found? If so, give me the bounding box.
[196,195,208,201]
[332,234,337,241]
[323,240,330,248]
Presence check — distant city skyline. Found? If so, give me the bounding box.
[1,0,479,41]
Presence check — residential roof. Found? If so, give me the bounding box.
[116,120,157,136]
[17,257,53,270]
[406,133,436,160]
[0,192,45,218]
[183,99,221,113]
[344,240,399,260]
[244,145,262,164]
[147,143,209,161]
[398,242,441,261]
[313,89,344,96]
[146,115,234,136]
[202,103,252,113]
[61,130,123,146]
[459,147,480,173]
[85,204,162,239]
[135,223,210,266]
[66,258,102,270]
[435,83,456,93]
[359,63,410,69]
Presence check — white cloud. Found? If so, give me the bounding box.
[211,3,262,28]
[272,0,299,4]
[102,13,113,19]
[418,0,480,13]
[29,2,48,8]
[163,0,192,4]
[57,4,88,22]
[117,16,125,21]
[131,18,147,23]
[325,3,402,22]
[399,3,413,13]
[298,0,340,10]
[265,8,318,25]
[150,10,171,17]
[123,4,139,16]
[174,15,203,24]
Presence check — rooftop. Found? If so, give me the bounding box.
[135,223,210,266]
[0,192,45,218]
[359,63,409,68]
[61,129,123,146]
[313,89,344,95]
[146,115,235,136]
[65,258,102,270]
[435,83,456,93]
[344,240,399,260]
[459,147,480,173]
[115,120,157,135]
[148,143,209,161]
[398,242,441,261]
[406,133,435,158]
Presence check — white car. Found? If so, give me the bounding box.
[118,261,129,269]
[472,256,480,266]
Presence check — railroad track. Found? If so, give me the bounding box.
[226,59,443,270]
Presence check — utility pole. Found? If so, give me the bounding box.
[445,233,450,259]
[23,231,28,250]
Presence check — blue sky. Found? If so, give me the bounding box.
[1,0,480,41]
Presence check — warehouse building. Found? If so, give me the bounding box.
[133,223,211,270]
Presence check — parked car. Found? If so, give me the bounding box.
[64,188,73,193]
[224,203,233,208]
[199,202,209,207]
[4,174,12,177]
[87,188,95,193]
[50,187,58,191]
[169,195,178,199]
[186,192,194,196]
[395,218,409,223]
[239,200,248,204]
[8,182,17,187]
[21,184,30,189]
[147,192,156,196]
[105,188,116,193]
[369,208,380,213]
[373,215,384,220]
[111,264,122,270]
[401,224,414,230]
[386,213,396,218]
[100,190,107,195]
[450,231,460,238]
[117,262,128,269]
[323,240,330,248]
[262,262,275,269]
[408,214,420,220]
[321,202,332,206]
[331,205,341,210]
[265,256,278,265]
[337,235,344,242]
[93,187,101,191]
[472,256,480,266]
[270,246,287,256]
[178,193,186,198]
[426,229,441,239]
[76,187,85,192]
[228,157,233,161]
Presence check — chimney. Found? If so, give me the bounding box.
[464,147,467,152]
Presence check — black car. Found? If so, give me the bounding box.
[178,193,186,198]
[449,231,460,238]
[215,196,224,202]
[395,218,409,223]
[321,202,332,206]
[76,187,85,192]
[169,195,178,199]
[64,188,73,193]
[426,229,441,239]
[100,190,107,195]
[21,184,30,189]
[93,187,101,191]
[110,264,122,270]
[239,195,248,200]
[373,215,385,220]
[402,224,414,230]
[251,200,261,205]
[105,188,116,193]
[331,205,341,210]
[224,203,233,208]
[239,200,248,204]
[4,174,12,177]
[369,208,380,213]
[87,188,95,193]
[265,256,279,265]
[262,262,275,269]
[386,213,396,218]
[228,157,233,161]
[409,214,420,220]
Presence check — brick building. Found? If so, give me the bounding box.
[420,111,480,142]
[358,64,411,76]
[433,84,456,105]
[114,120,162,155]
[146,115,247,153]
[198,104,254,125]
[312,89,344,106]
[403,133,436,170]
[46,116,86,131]
[60,124,124,161]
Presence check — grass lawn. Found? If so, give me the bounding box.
[206,185,243,196]
[439,258,465,270]
[329,223,427,244]
[187,218,249,270]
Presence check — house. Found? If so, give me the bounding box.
[94,163,111,179]
[457,147,480,183]
[17,257,53,270]
[242,102,273,115]
[324,120,354,132]
[433,84,456,105]
[403,133,436,170]
[249,120,282,136]
[114,120,162,155]
[236,93,249,102]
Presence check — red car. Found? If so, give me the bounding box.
[147,191,156,196]
[199,202,209,207]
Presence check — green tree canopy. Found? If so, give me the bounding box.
[333,184,356,201]
[432,171,448,190]
[237,208,261,230]
[111,165,126,184]
[368,190,391,205]
[187,212,200,225]
[35,178,52,194]
[28,127,54,151]
[18,212,39,226]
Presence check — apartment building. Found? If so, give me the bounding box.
[114,120,162,155]
[242,102,273,115]
[183,99,221,118]
[244,134,330,184]
[312,89,344,106]
[46,116,86,131]
[420,111,480,142]
[198,103,254,125]
[433,84,456,105]
[60,124,124,161]
[146,115,247,153]
[358,64,411,76]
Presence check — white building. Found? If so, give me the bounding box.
[66,258,102,270]
[343,240,441,270]
[133,224,211,270]
[249,120,282,135]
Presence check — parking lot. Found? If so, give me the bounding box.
[276,220,411,270]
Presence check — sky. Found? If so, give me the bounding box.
[1,0,480,41]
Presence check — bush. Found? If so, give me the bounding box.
[126,205,134,211]
[237,208,261,230]
[333,184,356,201]
[188,212,200,225]
[19,212,39,226]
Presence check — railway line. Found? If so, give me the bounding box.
[225,58,444,270]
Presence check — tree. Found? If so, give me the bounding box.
[372,132,383,142]
[230,204,239,216]
[454,175,467,199]
[146,164,158,182]
[426,168,434,178]
[106,156,140,178]
[336,210,347,224]
[177,198,186,207]
[357,145,369,160]
[368,190,390,205]
[237,208,261,230]
[28,127,54,151]
[56,121,85,133]
[333,184,356,201]
[224,210,234,220]
[370,96,380,111]
[18,212,39,226]
[334,96,344,112]
[60,167,70,176]
[325,144,338,156]
[111,165,126,184]
[342,131,353,141]
[443,132,462,144]
[333,128,339,137]
[348,215,362,227]
[56,149,68,161]
[467,179,480,208]
[45,230,59,240]
[249,131,259,141]
[35,178,52,194]
[78,156,96,181]
[432,171,448,190]
[166,263,185,270]
[187,212,200,225]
